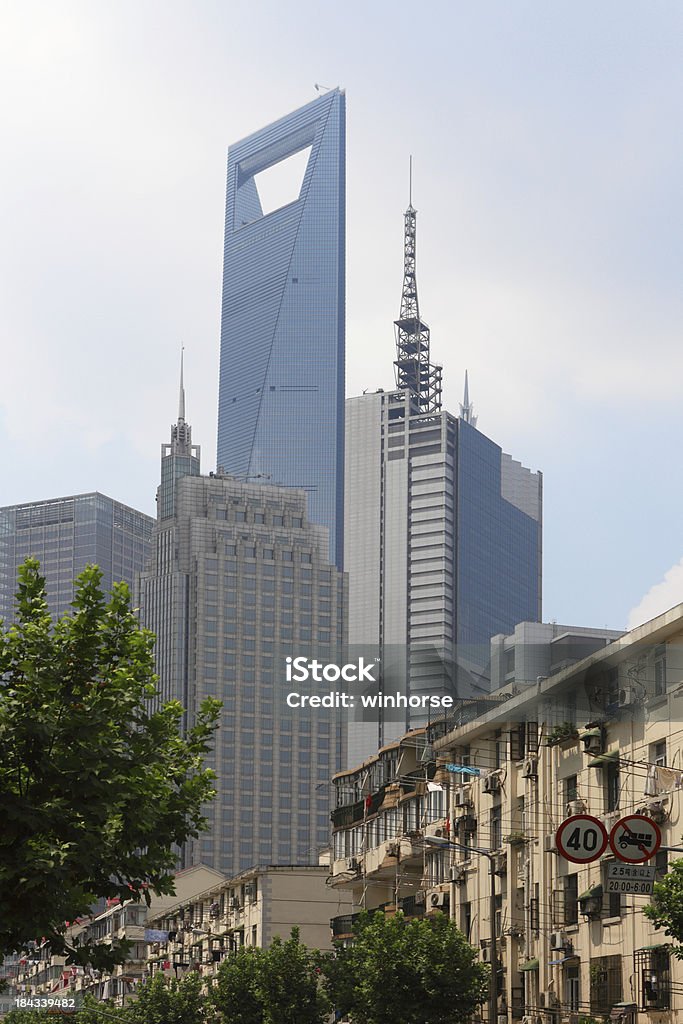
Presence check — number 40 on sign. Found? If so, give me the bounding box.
[555,814,609,864]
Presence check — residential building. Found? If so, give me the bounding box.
[138,391,347,875]
[144,862,353,980]
[344,201,542,765]
[329,604,683,1024]
[14,865,225,1009]
[0,492,153,623]
[217,88,346,569]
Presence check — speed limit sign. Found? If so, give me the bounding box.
[556,814,609,864]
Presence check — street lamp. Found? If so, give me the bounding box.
[424,835,499,1024]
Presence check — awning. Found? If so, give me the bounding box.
[548,955,580,966]
[636,944,670,952]
[580,728,602,739]
[579,884,603,901]
[519,959,539,972]
[588,751,619,768]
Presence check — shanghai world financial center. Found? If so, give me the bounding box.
[217,88,345,570]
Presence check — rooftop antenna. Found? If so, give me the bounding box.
[393,157,442,413]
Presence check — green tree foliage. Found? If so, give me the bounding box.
[210,946,266,1024]
[0,560,221,969]
[258,928,328,1024]
[125,971,206,1024]
[644,857,683,955]
[210,928,328,1024]
[323,910,489,1024]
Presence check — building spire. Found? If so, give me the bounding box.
[179,346,186,422]
[393,162,442,413]
[459,369,477,427]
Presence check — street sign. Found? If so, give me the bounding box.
[556,814,609,863]
[609,815,661,864]
[605,861,656,895]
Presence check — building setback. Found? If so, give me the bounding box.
[216,88,346,569]
[344,202,542,765]
[139,394,347,876]
[0,492,153,623]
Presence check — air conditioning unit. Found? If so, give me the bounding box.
[481,946,495,963]
[539,991,560,1008]
[544,834,558,854]
[522,756,538,779]
[498,1015,508,1024]
[229,898,240,910]
[550,930,568,951]
[567,798,587,816]
[617,687,637,708]
[483,773,501,794]
[430,891,449,908]
[450,865,465,884]
[581,730,604,756]
[455,785,472,808]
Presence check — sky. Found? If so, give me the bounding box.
[1,0,682,632]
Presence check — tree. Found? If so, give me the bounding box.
[210,929,328,1024]
[0,559,221,969]
[644,857,683,955]
[210,947,266,1024]
[322,910,489,1024]
[258,928,328,1024]
[125,971,207,1024]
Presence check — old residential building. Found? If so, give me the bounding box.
[143,864,352,982]
[329,604,683,1024]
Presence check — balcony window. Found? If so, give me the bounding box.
[635,947,670,1011]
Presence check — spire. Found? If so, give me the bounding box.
[460,369,478,427]
[178,346,186,422]
[393,161,442,413]
[159,350,201,521]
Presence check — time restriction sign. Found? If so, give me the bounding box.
[609,814,661,864]
[556,814,609,864]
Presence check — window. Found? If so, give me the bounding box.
[653,741,667,767]
[590,955,622,1016]
[273,515,283,526]
[606,762,620,812]
[654,645,667,696]
[565,964,580,1013]
[563,873,578,926]
[565,774,578,804]
[490,807,501,851]
[635,946,670,1010]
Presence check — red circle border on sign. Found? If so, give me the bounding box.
[555,814,609,864]
[609,814,662,864]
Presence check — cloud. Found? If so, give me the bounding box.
[627,558,683,630]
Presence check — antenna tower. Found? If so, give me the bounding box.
[393,161,442,413]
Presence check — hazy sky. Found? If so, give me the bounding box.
[1,1,682,632]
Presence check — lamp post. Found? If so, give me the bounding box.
[425,835,499,1024]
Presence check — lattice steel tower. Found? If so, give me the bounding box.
[393,189,442,413]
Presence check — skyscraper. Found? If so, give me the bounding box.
[344,201,542,765]
[217,89,345,569]
[0,493,153,624]
[140,387,347,875]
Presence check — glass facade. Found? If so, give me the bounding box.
[0,493,153,623]
[217,89,345,569]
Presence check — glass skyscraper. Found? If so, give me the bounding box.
[217,89,345,569]
[0,493,153,624]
